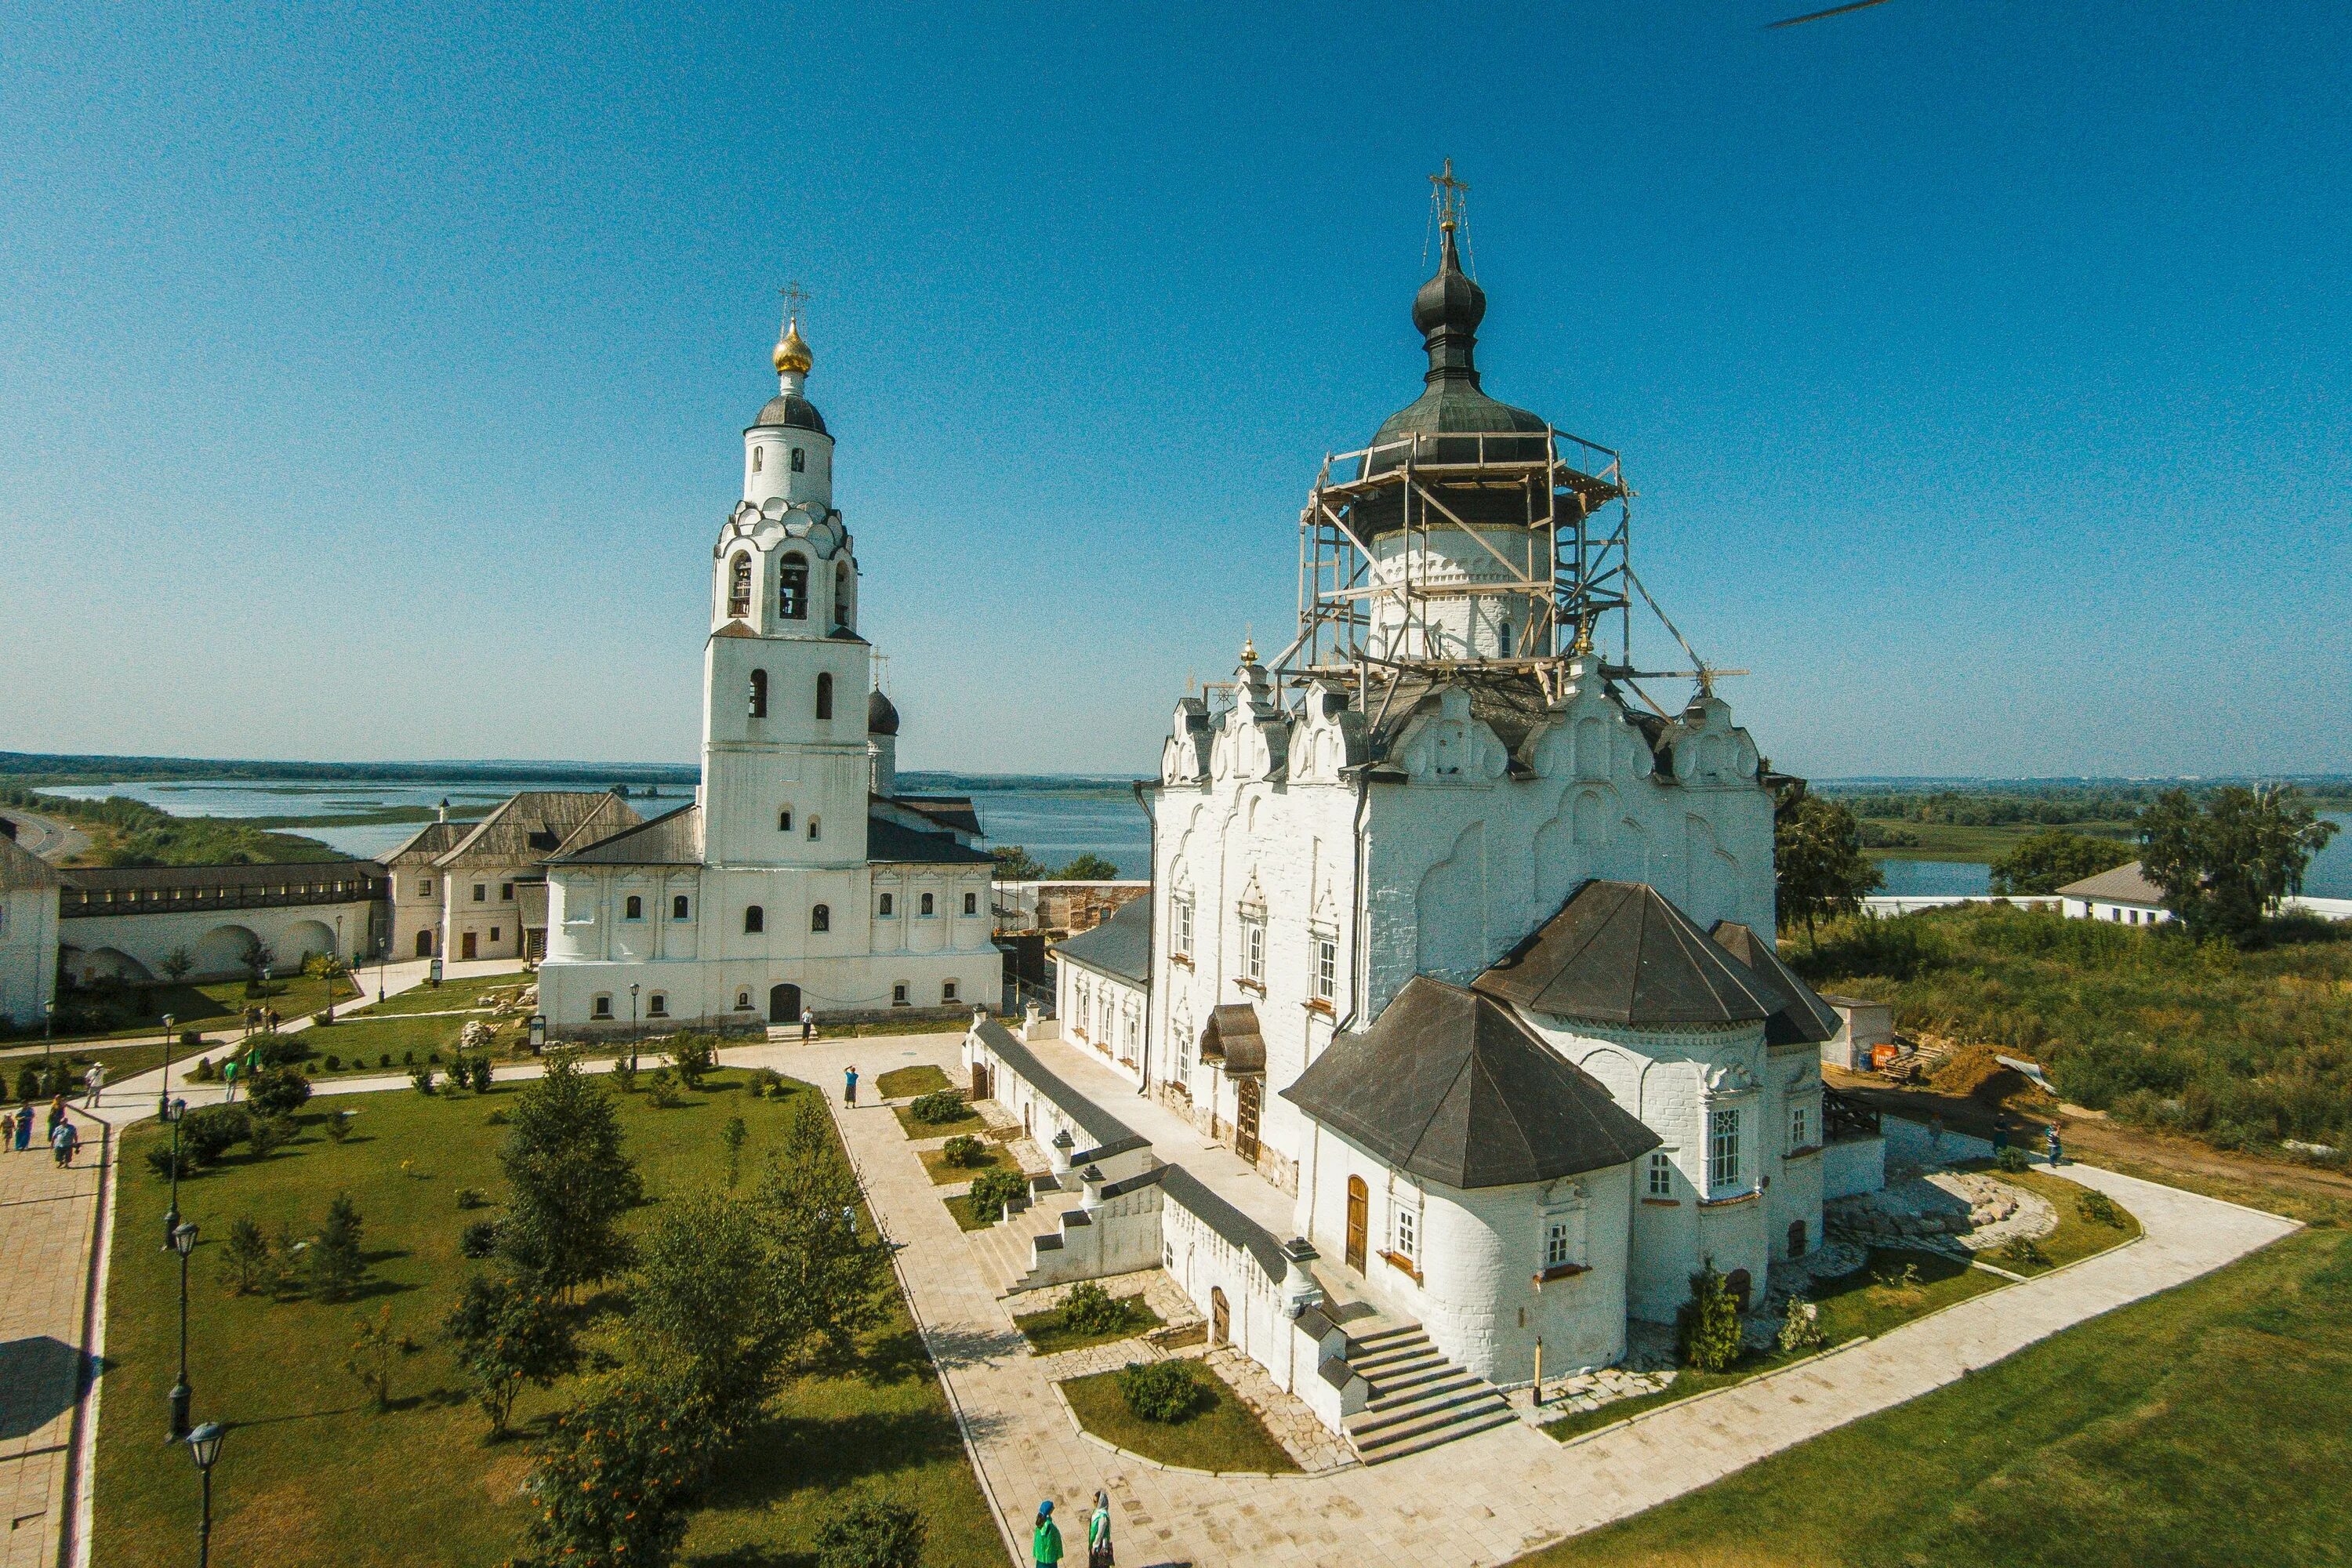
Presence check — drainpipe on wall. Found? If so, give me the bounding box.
[1130,779,1156,1097]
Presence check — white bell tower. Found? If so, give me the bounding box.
[700,299,870,871]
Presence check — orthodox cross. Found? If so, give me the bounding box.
[779,281,811,321]
[1428,158,1469,230]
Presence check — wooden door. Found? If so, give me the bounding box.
[460,931,477,960]
[1236,1077,1261,1165]
[415,930,433,958]
[1210,1287,1229,1346]
[768,983,800,1025]
[971,1062,991,1102]
[1345,1176,1368,1273]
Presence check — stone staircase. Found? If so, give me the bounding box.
[964,1180,1079,1297]
[1340,1323,1515,1464]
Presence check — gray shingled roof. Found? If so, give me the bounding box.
[434,791,640,869]
[970,1019,1136,1149]
[1052,897,1151,988]
[2054,860,2165,906]
[383,819,466,863]
[1708,921,1839,1047]
[0,836,61,892]
[552,804,704,866]
[1473,880,1787,1029]
[887,795,982,837]
[1282,975,1659,1189]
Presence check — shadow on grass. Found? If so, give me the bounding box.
[699,1407,973,1509]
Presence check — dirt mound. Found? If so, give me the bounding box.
[1929,1042,2033,1104]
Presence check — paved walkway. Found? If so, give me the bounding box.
[0,1115,106,1568]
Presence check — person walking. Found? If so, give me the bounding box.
[1032,1500,1063,1568]
[1087,1490,1112,1568]
[12,1103,29,1153]
[843,1065,858,1106]
[82,1062,103,1109]
[45,1097,65,1145]
[2045,1123,2063,1168]
[800,1007,815,1044]
[221,1057,239,1104]
[49,1116,78,1169]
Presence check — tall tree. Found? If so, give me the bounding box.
[1054,852,1121,880]
[442,1274,579,1436]
[2138,784,2341,946]
[990,844,1047,880]
[1774,786,1884,939]
[1988,829,2136,895]
[634,1191,785,1435]
[514,1378,710,1568]
[499,1052,642,1294]
[760,1103,891,1356]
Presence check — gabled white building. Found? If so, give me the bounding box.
[535,315,1000,1034]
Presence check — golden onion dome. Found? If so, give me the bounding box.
[773,316,813,376]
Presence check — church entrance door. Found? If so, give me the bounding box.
[460,931,477,960]
[1345,1177,1368,1273]
[971,1062,992,1102]
[768,983,801,1025]
[1235,1077,1261,1166]
[1210,1287,1229,1347]
[415,930,433,959]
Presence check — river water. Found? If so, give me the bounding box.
[37,782,2350,899]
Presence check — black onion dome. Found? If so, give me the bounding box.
[752,392,828,435]
[866,688,901,736]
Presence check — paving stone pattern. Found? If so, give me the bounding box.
[0,1113,103,1568]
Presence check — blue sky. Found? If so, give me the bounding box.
[3,1,2347,779]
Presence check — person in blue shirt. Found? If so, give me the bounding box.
[844,1065,858,1106]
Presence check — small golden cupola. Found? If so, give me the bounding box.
[773,315,813,376]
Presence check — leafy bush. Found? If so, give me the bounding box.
[466,1054,493,1093]
[609,1057,639,1094]
[746,1066,785,1098]
[246,1066,312,1117]
[965,1167,1027,1218]
[2077,1189,2125,1229]
[191,1057,217,1083]
[815,1496,927,1568]
[459,1220,501,1259]
[410,1065,437,1095]
[908,1089,968,1125]
[323,1054,342,1072]
[325,1110,354,1143]
[940,1134,990,1169]
[511,1380,710,1568]
[442,1273,578,1433]
[245,1114,296,1158]
[1676,1265,1744,1372]
[665,1035,718,1088]
[1058,1281,1132,1338]
[180,1105,251,1167]
[145,1144,192,1181]
[249,1033,311,1069]
[378,1053,393,1069]
[1996,1146,2031,1173]
[1777,1296,1824,1353]
[1116,1358,1207,1424]
[456,1186,491,1210]
[1999,1236,2052,1269]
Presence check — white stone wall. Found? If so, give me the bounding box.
[384,848,445,959]
[437,860,539,963]
[0,884,60,1029]
[1055,955,1147,1087]
[56,900,377,986]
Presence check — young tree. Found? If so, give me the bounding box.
[513,1378,710,1568]
[159,947,194,985]
[989,844,1047,881]
[1773,786,1884,940]
[720,1116,749,1191]
[246,1065,314,1118]
[2139,784,2342,945]
[344,1305,399,1411]
[1987,829,2135,895]
[634,1191,785,1435]
[760,1103,891,1356]
[442,1274,579,1435]
[1054,853,1121,880]
[310,1193,368,1301]
[221,1216,272,1295]
[499,1051,642,1294]
[815,1497,927,1568]
[1676,1263,1744,1372]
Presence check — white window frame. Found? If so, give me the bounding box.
[1173,891,1194,958]
[1544,1218,1572,1270]
[1709,1109,1741,1192]
[1392,1200,1419,1269]
[1240,906,1266,984]
[1790,1102,1810,1152]
[1313,932,1338,1003]
[1648,1150,1674,1199]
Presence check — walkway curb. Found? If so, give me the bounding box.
[56,1111,114,1568]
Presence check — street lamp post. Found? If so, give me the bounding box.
[169,1220,198,1439]
[157,1014,177,1122]
[161,1096,187,1250]
[43,999,55,1058]
[323,916,343,1025]
[376,938,387,1005]
[629,984,641,1074]
[186,1422,224,1568]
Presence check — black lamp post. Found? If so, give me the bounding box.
[157,1013,178,1122]
[161,1096,187,1250]
[169,1220,198,1439]
[376,938,387,1005]
[43,998,55,1057]
[186,1421,224,1568]
[629,984,641,1074]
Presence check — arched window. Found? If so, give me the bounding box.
[748,669,768,718]
[877,892,895,916]
[743,905,765,934]
[671,894,690,920]
[833,561,851,630]
[624,895,643,920]
[777,808,793,832]
[920,891,935,916]
[779,553,808,620]
[811,903,831,932]
[815,672,833,720]
[807,815,821,841]
[728,554,753,619]
[735,989,750,1010]
[752,445,764,474]
[790,446,805,473]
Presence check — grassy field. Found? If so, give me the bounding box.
[1966,1164,2143,1274]
[942,1193,1000,1231]
[1860,818,2139,863]
[895,1100,988,1139]
[1058,1366,1299,1474]
[874,1065,952,1098]
[94,1069,999,1568]
[341,971,532,1018]
[38,971,362,1046]
[1516,1227,2352,1568]
[919,1141,1013,1185]
[1791,902,2352,1153]
[1014,1294,1167,1356]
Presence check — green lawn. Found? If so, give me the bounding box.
[41,971,361,1046]
[1516,1229,2352,1568]
[342,971,532,1018]
[942,1193,1003,1231]
[874,1064,952,1099]
[1967,1166,2143,1275]
[95,1069,999,1568]
[1059,1366,1299,1474]
[895,1100,987,1140]
[1014,1296,1167,1356]
[919,1141,1012,1185]
[1860,818,2138,864]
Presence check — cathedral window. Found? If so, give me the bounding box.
[964,891,977,915]
[777,808,792,832]
[811,903,831,932]
[790,446,805,473]
[624,895,643,920]
[1648,1151,1674,1198]
[752,446,764,473]
[749,669,768,718]
[592,994,612,1020]
[1709,1109,1742,1192]
[878,893,895,917]
[743,905,765,934]
[942,979,959,1003]
[808,815,821,841]
[728,553,753,619]
[815,672,834,720]
[648,993,668,1018]
[672,895,690,920]
[779,554,808,619]
[892,982,909,1005]
[920,892,935,916]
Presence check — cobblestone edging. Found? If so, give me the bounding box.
[1047,1377,1351,1480]
[60,1115,112,1568]
[1542,1340,1858,1451]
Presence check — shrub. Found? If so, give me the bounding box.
[221,1217,271,1295]
[1777,1296,1824,1353]
[456,1186,490,1210]
[410,1065,437,1095]
[378,1053,392,1069]
[1996,1146,2031,1173]
[402,1050,416,1066]
[2077,1189,2125,1228]
[909,1089,967,1125]
[665,1035,717,1088]
[427,1050,442,1065]
[1999,1236,2052,1269]
[1059,1281,1132,1338]
[191,1057,217,1083]
[747,1066,784,1098]
[459,1219,501,1259]
[246,1066,312,1117]
[1116,1358,1207,1423]
[940,1134,990,1169]
[965,1167,1027,1218]
[310,1194,368,1301]
[815,1496,927,1568]
[145,1145,193,1181]
[325,1110,354,1142]
[323,1054,342,1072]
[484,1108,510,1126]
[180,1105,251,1167]
[467,1055,494,1093]
[442,1272,579,1434]
[609,1057,639,1094]
[644,1067,684,1109]
[1677,1265,1744,1372]
[250,1034,311,1069]
[245,1114,296,1158]
[345,1305,398,1412]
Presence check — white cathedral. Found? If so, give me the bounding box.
[533,317,1000,1034]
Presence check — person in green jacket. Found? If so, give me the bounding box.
[1087,1490,1113,1567]
[1033,1499,1062,1567]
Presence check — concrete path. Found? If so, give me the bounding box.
[794,1032,2302,1568]
[0,1113,107,1568]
